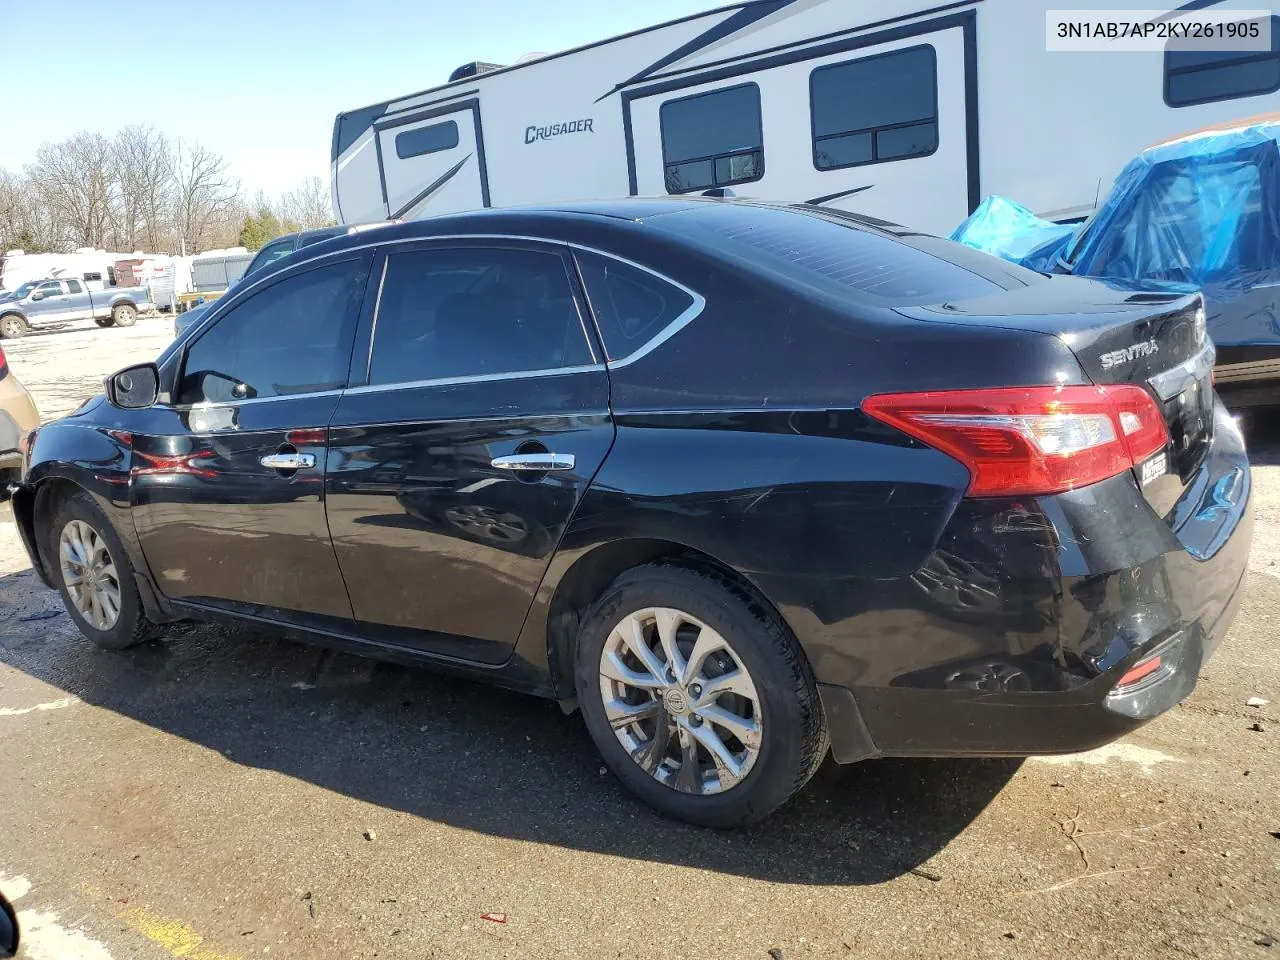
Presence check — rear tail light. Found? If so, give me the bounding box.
[0,344,7,378]
[863,384,1170,497]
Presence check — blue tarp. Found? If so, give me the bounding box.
[950,195,1077,273]
[954,119,1280,350]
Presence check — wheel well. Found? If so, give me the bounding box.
[112,300,136,311]
[30,478,84,565]
[544,538,782,703]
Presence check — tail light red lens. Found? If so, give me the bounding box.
[0,344,7,378]
[863,384,1170,497]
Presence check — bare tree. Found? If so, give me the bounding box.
[25,132,117,248]
[173,141,238,254]
[277,176,334,230]
[0,170,52,251]
[113,125,174,252]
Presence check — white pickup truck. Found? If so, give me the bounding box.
[0,277,153,338]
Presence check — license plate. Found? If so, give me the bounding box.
[1141,451,1167,486]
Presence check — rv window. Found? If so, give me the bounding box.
[367,246,594,386]
[65,279,84,294]
[1165,16,1280,107]
[660,83,763,193]
[576,252,695,361]
[395,121,460,160]
[810,45,938,171]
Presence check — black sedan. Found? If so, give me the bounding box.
[8,199,1251,826]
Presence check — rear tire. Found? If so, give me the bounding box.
[0,314,27,339]
[111,304,137,327]
[95,316,113,328]
[45,490,153,649]
[575,563,828,827]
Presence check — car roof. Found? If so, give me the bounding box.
[291,197,914,263]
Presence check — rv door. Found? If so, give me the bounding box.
[375,101,490,220]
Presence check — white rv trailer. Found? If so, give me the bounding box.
[332,0,1280,235]
[0,249,127,291]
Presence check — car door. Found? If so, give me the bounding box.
[62,279,93,319]
[129,253,374,630]
[325,240,615,663]
[27,280,69,322]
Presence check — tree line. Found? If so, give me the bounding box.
[0,125,335,256]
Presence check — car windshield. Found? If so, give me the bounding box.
[4,282,39,299]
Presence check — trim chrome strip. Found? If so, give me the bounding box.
[344,363,606,395]
[175,389,345,412]
[188,233,707,386]
[365,256,390,383]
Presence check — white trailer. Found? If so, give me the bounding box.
[0,249,128,291]
[332,0,1280,235]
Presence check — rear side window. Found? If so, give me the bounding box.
[180,260,366,404]
[660,83,763,193]
[576,252,695,361]
[657,205,1001,306]
[65,279,84,294]
[810,45,938,170]
[1165,16,1280,107]
[83,272,102,282]
[368,246,594,386]
[396,121,460,159]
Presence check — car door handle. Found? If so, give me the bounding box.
[260,452,317,470]
[490,453,575,471]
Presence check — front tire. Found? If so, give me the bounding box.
[111,303,137,327]
[46,490,153,649]
[575,563,828,827]
[95,316,113,328]
[0,314,27,339]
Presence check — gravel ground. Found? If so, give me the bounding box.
[0,319,1277,960]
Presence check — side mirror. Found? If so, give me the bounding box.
[106,363,160,410]
[0,890,17,958]
[29,292,43,301]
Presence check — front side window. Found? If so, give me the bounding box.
[65,279,84,294]
[576,252,695,361]
[368,246,594,386]
[34,281,63,297]
[395,121,460,159]
[1165,16,1280,107]
[811,45,938,171]
[180,259,366,404]
[660,83,763,193]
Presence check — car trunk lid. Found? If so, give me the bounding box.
[896,276,1213,505]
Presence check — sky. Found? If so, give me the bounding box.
[1,0,716,197]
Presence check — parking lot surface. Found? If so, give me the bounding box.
[1,320,1277,960]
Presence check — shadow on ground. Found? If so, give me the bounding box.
[0,566,1018,886]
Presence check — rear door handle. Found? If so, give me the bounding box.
[260,452,317,470]
[490,453,575,471]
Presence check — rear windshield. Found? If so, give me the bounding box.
[654,204,1024,306]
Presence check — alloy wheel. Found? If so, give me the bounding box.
[0,317,24,339]
[58,519,122,631]
[598,607,762,795]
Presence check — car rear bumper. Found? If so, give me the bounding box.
[806,397,1252,761]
